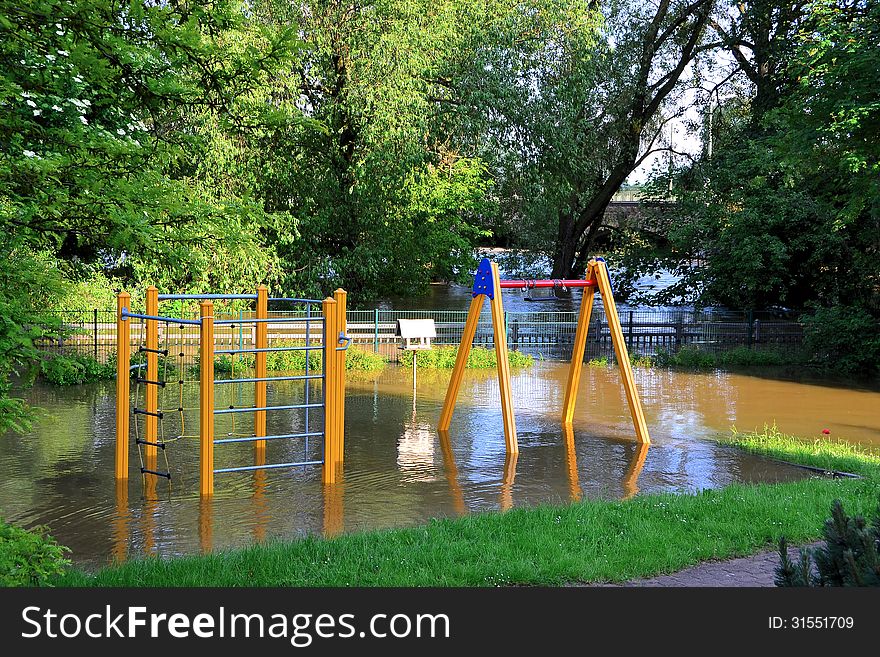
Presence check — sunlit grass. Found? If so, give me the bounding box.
[56,427,880,587]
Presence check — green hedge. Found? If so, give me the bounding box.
[398,345,533,369]
[40,353,115,385]
[0,519,70,587]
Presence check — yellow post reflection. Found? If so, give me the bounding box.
[112,479,129,564]
[252,468,268,544]
[323,482,344,538]
[438,430,467,516]
[622,441,650,500]
[142,472,158,557]
[198,496,212,555]
[562,424,582,502]
[500,452,518,512]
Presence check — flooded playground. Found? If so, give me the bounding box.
[2,362,879,570]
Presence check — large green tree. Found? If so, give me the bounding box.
[0,0,296,429]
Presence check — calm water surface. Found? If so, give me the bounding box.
[2,362,879,570]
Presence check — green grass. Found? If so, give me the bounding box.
[398,345,533,369]
[55,427,880,587]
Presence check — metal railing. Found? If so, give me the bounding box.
[37,306,804,363]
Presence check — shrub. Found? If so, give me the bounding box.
[40,354,115,385]
[652,345,792,369]
[801,306,880,376]
[776,498,880,587]
[398,345,533,369]
[213,342,385,374]
[0,519,70,587]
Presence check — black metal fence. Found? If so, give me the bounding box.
[37,307,804,364]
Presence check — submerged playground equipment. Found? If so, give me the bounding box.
[115,286,350,496]
[439,257,650,451]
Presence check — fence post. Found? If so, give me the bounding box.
[144,286,159,473]
[747,309,754,348]
[115,292,131,480]
[93,308,99,361]
[374,307,379,354]
[199,300,214,497]
[334,289,347,466]
[254,285,268,461]
[627,311,634,350]
[322,297,338,484]
[674,313,684,352]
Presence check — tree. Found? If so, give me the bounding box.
[446,0,715,279]
[0,0,296,429]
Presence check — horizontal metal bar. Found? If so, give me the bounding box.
[121,310,201,326]
[141,467,172,480]
[214,317,325,325]
[136,438,167,450]
[214,375,323,384]
[214,346,324,354]
[214,431,323,445]
[213,403,324,415]
[129,363,147,371]
[498,279,596,288]
[269,298,323,304]
[213,460,323,474]
[133,408,164,419]
[158,294,258,300]
[138,346,169,356]
[134,377,166,388]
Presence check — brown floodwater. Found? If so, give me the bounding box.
[1,362,878,570]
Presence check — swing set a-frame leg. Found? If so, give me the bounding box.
[561,259,650,444]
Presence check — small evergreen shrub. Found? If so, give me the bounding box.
[0,519,70,587]
[776,498,880,586]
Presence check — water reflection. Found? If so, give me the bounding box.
[3,362,878,569]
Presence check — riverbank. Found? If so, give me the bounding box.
[55,428,880,587]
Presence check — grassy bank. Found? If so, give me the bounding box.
[55,428,880,587]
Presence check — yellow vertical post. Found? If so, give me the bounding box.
[199,300,215,496]
[594,260,651,444]
[115,291,131,480]
[562,263,598,425]
[333,289,347,464]
[321,297,338,484]
[144,286,159,473]
[489,261,518,454]
[254,285,268,462]
[438,295,484,431]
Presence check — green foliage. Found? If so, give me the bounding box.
[628,0,880,374]
[40,354,114,385]
[398,345,532,369]
[214,343,386,374]
[0,0,297,424]
[0,518,70,587]
[801,306,880,376]
[653,346,791,369]
[776,498,880,587]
